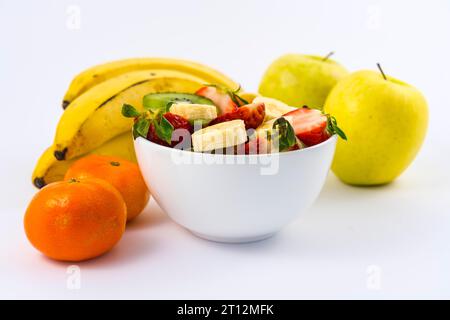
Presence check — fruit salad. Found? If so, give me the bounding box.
[121,85,346,154]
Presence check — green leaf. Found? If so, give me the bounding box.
[165,101,175,113]
[133,118,150,139]
[230,85,249,106]
[334,125,347,140]
[154,116,174,144]
[229,92,249,107]
[122,104,141,118]
[272,117,297,151]
[327,116,347,140]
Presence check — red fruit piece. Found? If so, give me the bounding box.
[209,102,266,130]
[283,107,328,146]
[195,86,238,115]
[146,112,193,147]
[162,112,193,133]
[147,124,168,146]
[244,137,270,154]
[244,135,301,154]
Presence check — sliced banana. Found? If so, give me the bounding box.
[253,97,296,121]
[192,120,247,152]
[169,103,217,121]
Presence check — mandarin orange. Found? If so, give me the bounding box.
[24,178,127,262]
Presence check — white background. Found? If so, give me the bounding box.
[1,0,450,299]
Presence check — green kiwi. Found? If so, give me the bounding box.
[143,92,214,111]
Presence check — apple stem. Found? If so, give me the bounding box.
[377,63,387,80]
[322,51,334,61]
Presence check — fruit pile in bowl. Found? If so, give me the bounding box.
[122,85,346,155]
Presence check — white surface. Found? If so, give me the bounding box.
[1,0,450,299]
[134,135,336,242]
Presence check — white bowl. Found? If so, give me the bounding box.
[134,135,337,243]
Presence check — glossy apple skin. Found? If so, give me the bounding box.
[324,70,428,185]
[259,54,348,110]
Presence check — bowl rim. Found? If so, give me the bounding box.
[134,133,337,158]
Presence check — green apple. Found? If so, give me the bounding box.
[259,53,348,110]
[324,69,428,185]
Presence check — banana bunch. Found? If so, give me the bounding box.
[62,57,238,109]
[33,58,238,188]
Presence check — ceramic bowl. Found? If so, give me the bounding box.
[134,135,337,243]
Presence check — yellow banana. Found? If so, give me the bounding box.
[192,120,247,152]
[62,57,239,108]
[54,69,207,161]
[33,132,136,188]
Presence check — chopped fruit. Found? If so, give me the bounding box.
[253,97,296,121]
[147,112,193,147]
[283,107,327,146]
[209,102,266,130]
[122,89,345,153]
[195,86,238,115]
[143,92,214,111]
[146,123,168,146]
[163,112,193,132]
[244,136,300,155]
[283,106,346,146]
[245,137,270,154]
[246,117,302,154]
[169,103,217,122]
[192,120,247,152]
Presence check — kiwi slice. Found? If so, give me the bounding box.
[143,92,214,111]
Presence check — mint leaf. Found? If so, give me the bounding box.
[122,104,141,118]
[154,116,174,144]
[327,116,347,140]
[273,117,297,151]
[133,118,150,139]
[165,101,175,113]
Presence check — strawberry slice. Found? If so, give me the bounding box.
[162,112,193,133]
[209,102,265,130]
[147,112,192,147]
[196,86,238,115]
[245,137,268,154]
[283,107,329,146]
[147,124,168,146]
